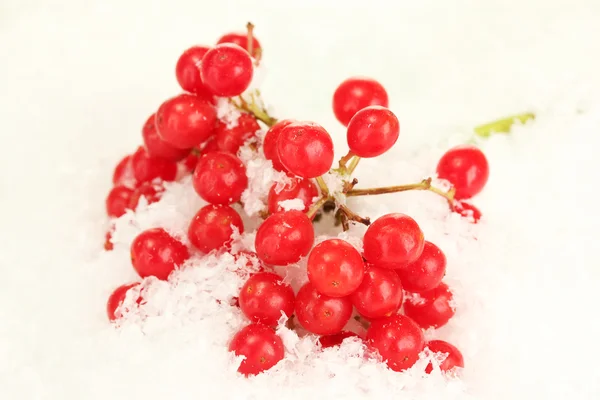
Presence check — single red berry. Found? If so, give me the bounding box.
[106,186,134,218]
[397,241,446,293]
[333,77,389,126]
[187,204,244,253]
[295,282,353,335]
[403,282,455,329]
[155,94,217,149]
[363,213,424,269]
[229,323,284,376]
[192,151,248,205]
[318,331,360,348]
[239,272,295,326]
[277,122,334,178]
[130,228,190,280]
[267,177,318,214]
[350,264,403,319]
[425,340,464,374]
[106,282,143,321]
[255,210,314,266]
[452,200,482,223]
[214,113,260,154]
[263,119,294,172]
[307,239,365,297]
[366,314,425,372]
[217,32,261,58]
[436,144,489,199]
[347,106,399,158]
[104,230,114,251]
[142,113,190,161]
[131,146,178,184]
[175,46,212,97]
[129,181,165,210]
[112,154,136,188]
[200,43,254,97]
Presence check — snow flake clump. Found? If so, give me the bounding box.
[215,97,242,128]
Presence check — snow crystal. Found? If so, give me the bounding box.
[215,97,242,128]
[278,198,306,211]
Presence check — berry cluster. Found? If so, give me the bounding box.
[104,23,490,378]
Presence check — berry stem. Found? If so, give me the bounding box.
[346,156,361,174]
[246,22,255,58]
[474,112,535,138]
[340,212,350,231]
[346,178,456,205]
[306,196,330,219]
[338,151,354,170]
[338,203,371,226]
[354,315,371,330]
[315,176,330,197]
[231,90,277,127]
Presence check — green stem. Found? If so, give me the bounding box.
[306,196,330,219]
[474,112,535,138]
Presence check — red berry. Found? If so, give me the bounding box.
[397,241,446,293]
[255,210,314,266]
[307,239,365,297]
[130,228,190,280]
[187,204,244,253]
[295,282,353,335]
[318,331,360,348]
[436,144,489,199]
[131,146,177,184]
[229,323,284,376]
[104,230,114,251]
[142,113,190,161]
[214,113,260,154]
[192,152,248,205]
[181,152,200,173]
[175,46,212,97]
[277,122,334,178]
[217,33,261,58]
[156,94,217,149]
[347,106,399,158]
[106,282,143,321]
[106,186,134,218]
[112,154,136,187]
[452,200,482,223]
[425,340,464,374]
[363,213,425,269]
[200,43,254,97]
[129,181,165,210]
[366,314,425,372]
[350,264,403,319]
[263,119,294,172]
[239,272,295,326]
[333,77,389,126]
[267,177,318,214]
[200,135,220,155]
[403,282,455,329]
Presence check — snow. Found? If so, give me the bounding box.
[2,0,600,399]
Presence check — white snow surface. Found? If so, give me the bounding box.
[2,1,600,399]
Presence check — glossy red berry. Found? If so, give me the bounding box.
[425,340,464,374]
[363,213,425,269]
[255,210,314,266]
[267,177,318,214]
[403,282,455,329]
[106,186,134,218]
[436,144,489,199]
[397,241,446,293]
[129,181,165,210]
[131,146,177,184]
[318,331,360,348]
[366,314,425,372]
[452,200,482,223]
[263,119,294,172]
[214,113,260,154]
[333,77,389,126]
[130,228,190,280]
[187,204,244,253]
[350,265,403,319]
[307,239,365,297]
[200,43,254,97]
[229,323,284,376]
[155,94,217,149]
[217,33,261,58]
[347,106,399,158]
[106,282,143,321]
[295,282,353,335]
[192,152,248,205]
[175,46,212,97]
[142,113,190,161]
[277,122,334,178]
[239,272,295,326]
[112,154,136,188]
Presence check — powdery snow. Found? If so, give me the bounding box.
[2,1,600,400]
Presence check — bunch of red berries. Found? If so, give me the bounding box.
[104,24,490,378]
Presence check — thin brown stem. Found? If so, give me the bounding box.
[306,196,330,219]
[346,178,456,205]
[338,151,354,170]
[342,178,358,193]
[315,176,329,197]
[338,204,371,226]
[340,212,350,231]
[246,22,254,58]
